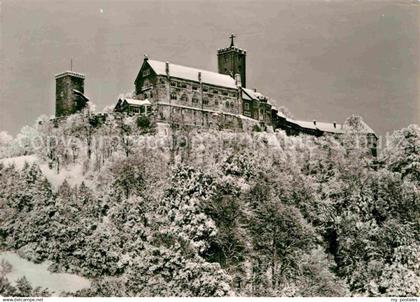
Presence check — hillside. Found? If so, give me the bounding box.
[0,113,419,297]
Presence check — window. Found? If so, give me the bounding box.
[181,93,188,102]
[213,90,219,94]
[222,91,228,96]
[142,69,150,77]
[215,98,219,105]
[171,81,177,87]
[192,85,199,91]
[203,86,209,92]
[170,92,177,100]
[203,97,209,105]
[244,102,250,110]
[143,79,151,90]
[192,94,199,103]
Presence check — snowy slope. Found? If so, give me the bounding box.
[1,155,87,191]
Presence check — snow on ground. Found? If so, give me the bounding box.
[39,163,86,191]
[0,251,90,295]
[1,154,88,191]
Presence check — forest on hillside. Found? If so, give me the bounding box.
[0,113,419,297]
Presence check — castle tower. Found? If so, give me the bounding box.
[217,34,247,87]
[55,71,85,117]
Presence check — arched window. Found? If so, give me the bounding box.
[181,93,188,102]
[170,92,177,100]
[203,96,209,105]
[192,93,199,103]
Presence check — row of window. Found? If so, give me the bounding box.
[130,106,149,114]
[168,79,236,97]
[170,92,238,108]
[243,101,272,112]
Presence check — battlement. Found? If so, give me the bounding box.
[217,47,247,55]
[55,71,85,80]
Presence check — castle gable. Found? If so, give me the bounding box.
[242,88,266,101]
[134,60,156,86]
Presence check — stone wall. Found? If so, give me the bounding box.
[56,75,84,117]
[155,103,258,131]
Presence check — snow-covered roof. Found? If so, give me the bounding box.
[315,121,344,133]
[354,119,375,135]
[147,60,237,89]
[55,71,85,79]
[123,98,151,106]
[242,88,266,100]
[291,120,317,130]
[73,89,89,102]
[289,119,344,133]
[276,111,286,119]
[242,91,252,101]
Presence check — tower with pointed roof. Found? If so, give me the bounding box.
[217,34,247,88]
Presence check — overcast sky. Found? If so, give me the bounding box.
[1,0,419,135]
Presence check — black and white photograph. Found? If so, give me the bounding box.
[0,0,419,299]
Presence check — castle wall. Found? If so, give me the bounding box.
[156,103,253,131]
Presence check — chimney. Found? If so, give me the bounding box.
[165,61,169,76]
[144,54,148,61]
[235,73,242,87]
[254,88,257,92]
[313,120,317,126]
[333,121,337,128]
[198,71,202,82]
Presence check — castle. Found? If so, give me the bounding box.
[55,35,377,153]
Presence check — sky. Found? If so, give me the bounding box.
[0,0,419,136]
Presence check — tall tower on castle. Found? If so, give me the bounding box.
[217,34,247,87]
[55,71,85,117]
